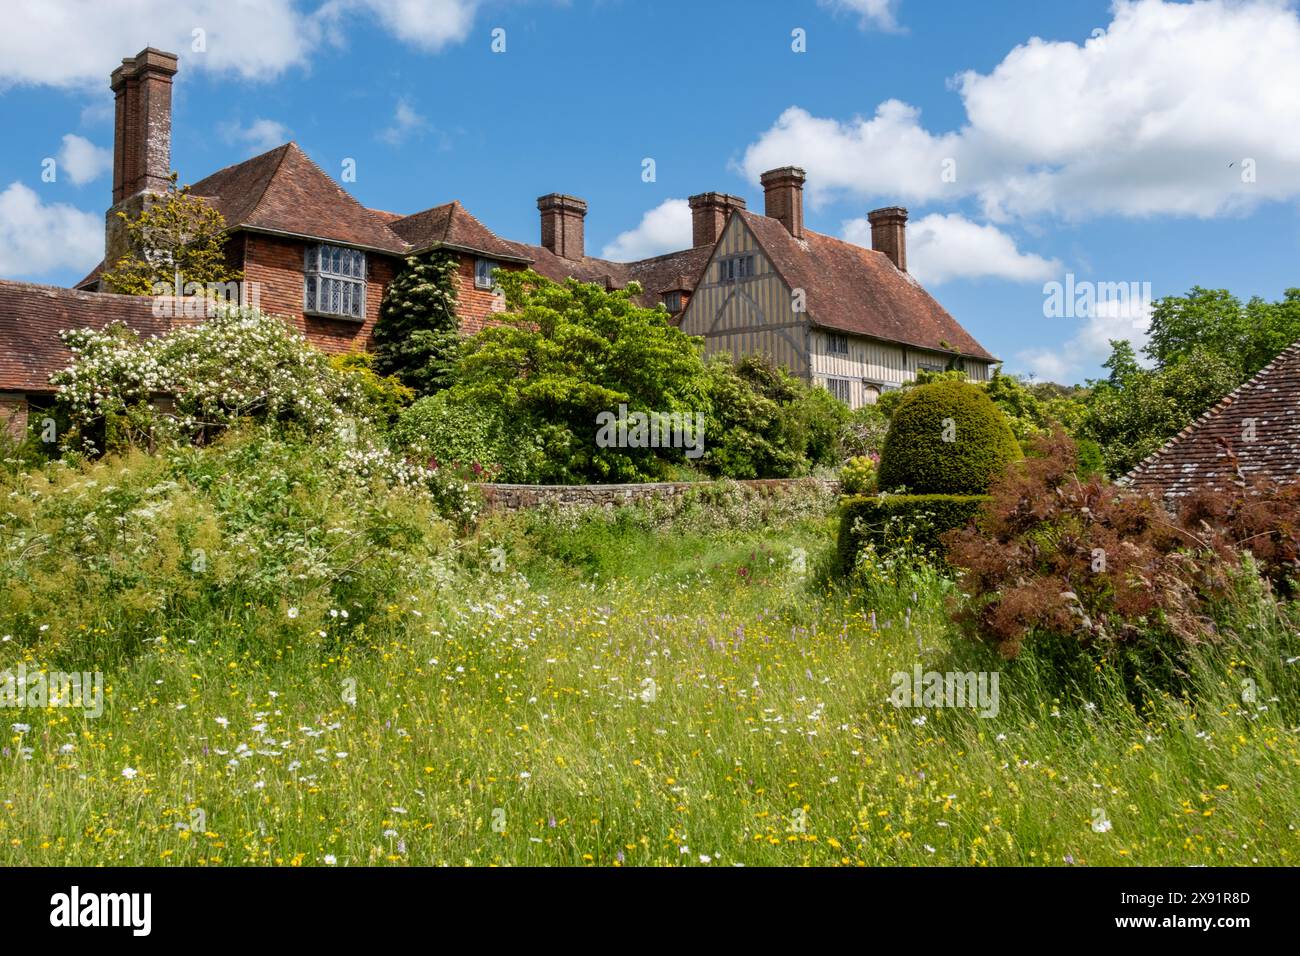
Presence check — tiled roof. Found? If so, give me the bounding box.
[738,211,997,362]
[0,280,176,393]
[57,137,992,357]
[1123,341,1300,499]
[73,260,103,291]
[389,201,531,262]
[190,143,407,253]
[626,246,715,305]
[503,240,711,311]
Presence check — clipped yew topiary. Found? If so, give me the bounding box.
[876,379,1021,494]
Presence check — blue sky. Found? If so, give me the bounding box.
[2,0,1299,385]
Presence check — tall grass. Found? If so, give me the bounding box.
[0,435,1296,866]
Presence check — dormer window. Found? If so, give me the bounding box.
[663,291,683,312]
[475,258,496,290]
[305,244,366,319]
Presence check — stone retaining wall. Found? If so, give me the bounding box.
[477,477,839,510]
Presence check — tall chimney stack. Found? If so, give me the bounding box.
[105,48,179,285]
[537,193,587,260]
[760,166,806,238]
[687,192,746,248]
[867,206,908,272]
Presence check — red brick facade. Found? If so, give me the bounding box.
[232,235,512,350]
[453,255,518,335]
[237,233,398,354]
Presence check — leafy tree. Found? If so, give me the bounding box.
[1082,286,1300,477]
[392,391,541,482]
[1146,286,1300,379]
[1083,343,1239,476]
[450,270,710,483]
[101,172,241,296]
[372,250,462,395]
[790,382,852,466]
[700,354,806,479]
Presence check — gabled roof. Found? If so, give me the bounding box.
[0,280,176,393]
[389,201,531,262]
[736,211,997,362]
[60,138,994,357]
[190,143,408,254]
[1124,341,1300,499]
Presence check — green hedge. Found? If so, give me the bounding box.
[836,493,990,571]
[877,380,1021,494]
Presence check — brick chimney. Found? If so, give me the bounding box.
[105,48,179,285]
[760,166,806,239]
[868,206,908,272]
[537,193,587,260]
[687,192,747,248]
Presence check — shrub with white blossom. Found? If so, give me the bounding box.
[47,305,480,524]
[52,304,357,454]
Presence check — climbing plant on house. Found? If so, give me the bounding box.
[372,249,462,395]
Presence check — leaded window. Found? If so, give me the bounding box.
[825,377,852,404]
[305,244,366,319]
[718,254,755,282]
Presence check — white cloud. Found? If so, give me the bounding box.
[0,1,315,88]
[741,0,1300,220]
[378,98,429,145]
[818,0,903,33]
[0,0,488,89]
[1016,288,1155,384]
[55,134,112,186]
[844,212,1059,285]
[319,0,482,52]
[601,199,692,261]
[220,118,292,155]
[0,182,101,279]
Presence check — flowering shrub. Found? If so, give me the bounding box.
[0,427,459,665]
[392,391,542,483]
[839,454,878,495]
[943,430,1235,661]
[1176,477,1300,596]
[51,305,359,454]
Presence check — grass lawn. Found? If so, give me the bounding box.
[2,497,1297,867]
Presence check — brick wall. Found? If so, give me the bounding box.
[478,477,839,510]
[454,254,518,335]
[239,233,398,354]
[237,237,521,348]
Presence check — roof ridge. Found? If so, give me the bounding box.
[1,276,169,303]
[240,142,295,226]
[191,141,290,195]
[1122,338,1300,483]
